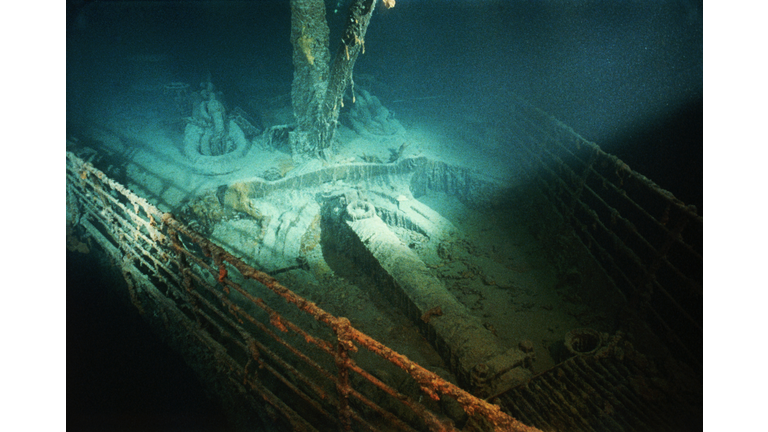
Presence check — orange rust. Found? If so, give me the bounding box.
[255,299,335,354]
[218,265,228,284]
[344,364,434,431]
[333,322,354,432]
[154,200,542,431]
[333,317,358,353]
[421,305,443,323]
[341,321,540,431]
[270,313,288,333]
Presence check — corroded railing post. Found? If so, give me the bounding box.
[333,317,355,431]
[67,151,544,432]
[163,213,195,307]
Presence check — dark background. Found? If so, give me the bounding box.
[67,250,235,431]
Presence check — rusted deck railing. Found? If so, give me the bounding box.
[66,150,542,432]
[510,101,702,369]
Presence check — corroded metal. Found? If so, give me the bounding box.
[66,150,541,432]
[509,101,702,368]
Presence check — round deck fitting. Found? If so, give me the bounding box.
[346,200,376,221]
[564,328,602,356]
[183,121,251,175]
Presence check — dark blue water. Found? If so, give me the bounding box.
[67,0,702,213]
[67,250,234,431]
